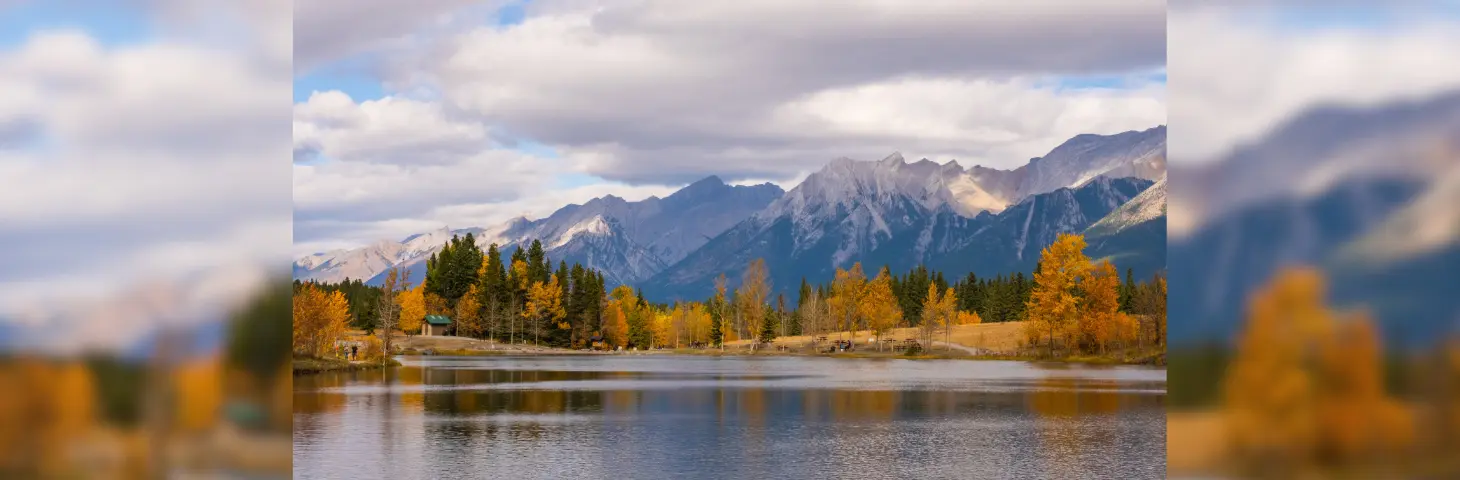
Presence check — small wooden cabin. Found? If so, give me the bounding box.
[589,335,607,350]
[423,315,451,336]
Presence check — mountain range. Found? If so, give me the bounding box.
[1167,91,1460,349]
[295,125,1169,303]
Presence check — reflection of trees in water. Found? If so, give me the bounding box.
[413,368,610,416]
[795,390,900,423]
[1027,377,1157,480]
[292,371,348,416]
[398,366,424,413]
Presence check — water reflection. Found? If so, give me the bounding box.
[295,356,1165,479]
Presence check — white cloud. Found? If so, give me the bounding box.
[293,0,506,73]
[294,90,490,164]
[294,0,1166,255]
[1169,6,1460,162]
[772,76,1166,167]
[0,2,289,353]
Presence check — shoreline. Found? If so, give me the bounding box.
[292,356,402,374]
[394,346,1164,366]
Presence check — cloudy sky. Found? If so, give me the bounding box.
[0,0,290,352]
[292,0,1169,257]
[1168,2,1460,163]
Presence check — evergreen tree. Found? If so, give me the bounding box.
[798,278,811,310]
[708,296,724,347]
[758,305,779,344]
[776,293,792,337]
[526,239,547,283]
[1120,267,1136,313]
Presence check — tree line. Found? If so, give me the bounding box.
[293,231,1165,355]
[1021,233,1167,357]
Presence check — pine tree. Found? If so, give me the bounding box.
[776,293,790,338]
[1120,267,1136,313]
[526,239,547,284]
[758,305,779,344]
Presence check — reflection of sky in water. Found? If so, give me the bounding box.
[295,356,1166,479]
[302,356,1167,396]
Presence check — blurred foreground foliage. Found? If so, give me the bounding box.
[0,276,293,477]
[1185,266,1460,477]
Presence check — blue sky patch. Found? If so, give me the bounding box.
[0,1,152,47]
[1041,71,1166,92]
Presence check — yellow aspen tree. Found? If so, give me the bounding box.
[1025,233,1090,356]
[689,303,712,345]
[455,284,483,338]
[919,284,942,347]
[398,283,426,336]
[292,285,351,358]
[525,274,566,347]
[320,289,350,356]
[939,287,959,351]
[1223,267,1332,468]
[737,258,771,342]
[291,284,315,355]
[1080,259,1121,354]
[828,263,868,341]
[861,268,902,351]
[508,259,530,344]
[603,299,629,348]
[174,358,222,432]
[652,310,673,349]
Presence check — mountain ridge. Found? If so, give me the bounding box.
[295,126,1168,296]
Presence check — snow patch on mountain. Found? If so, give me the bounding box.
[294,177,783,286]
[552,215,613,249]
[1337,164,1460,265]
[1087,173,1167,237]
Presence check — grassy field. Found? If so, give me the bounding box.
[725,321,1031,353]
[718,321,1161,364]
[330,322,1159,364]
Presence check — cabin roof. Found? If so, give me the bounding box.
[424,314,451,325]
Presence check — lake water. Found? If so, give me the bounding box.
[294,355,1167,479]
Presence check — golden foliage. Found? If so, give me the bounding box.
[736,258,772,339]
[174,358,222,432]
[1223,267,1416,469]
[455,284,483,338]
[511,259,530,290]
[920,284,957,345]
[1080,260,1121,353]
[603,298,629,348]
[0,360,98,476]
[293,284,350,357]
[1022,234,1143,356]
[687,302,712,345]
[861,269,902,344]
[397,283,426,335]
[424,292,449,317]
[525,274,566,329]
[358,335,385,362]
[652,310,673,348]
[827,263,868,336]
[1025,233,1091,355]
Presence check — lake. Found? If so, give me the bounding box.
[294,355,1167,479]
